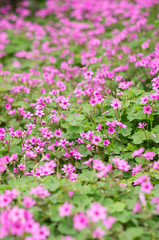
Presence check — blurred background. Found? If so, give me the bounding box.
[0,0,44,12]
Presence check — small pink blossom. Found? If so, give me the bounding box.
[73,212,88,230]
[108,127,115,135]
[142,151,156,160]
[132,164,142,175]
[87,202,107,222]
[92,227,106,238]
[61,236,75,240]
[59,202,73,217]
[22,196,36,208]
[133,202,141,213]
[132,148,144,157]
[140,96,149,104]
[5,103,11,110]
[91,135,102,145]
[54,129,62,138]
[138,122,147,129]
[141,181,153,194]
[102,216,116,229]
[96,124,103,132]
[110,98,121,109]
[143,104,152,115]
[103,139,110,146]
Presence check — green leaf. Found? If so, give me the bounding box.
[67,125,83,133]
[49,205,61,222]
[82,104,92,113]
[44,176,61,192]
[78,145,92,157]
[100,198,114,207]
[130,130,150,144]
[0,85,12,91]
[135,157,145,164]
[114,211,133,223]
[65,114,85,126]
[78,171,97,183]
[13,101,29,108]
[126,227,144,239]
[120,127,132,137]
[151,125,159,143]
[58,219,76,235]
[153,19,159,26]
[109,202,126,213]
[72,194,92,206]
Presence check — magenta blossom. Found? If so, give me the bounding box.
[59,202,73,217]
[143,104,152,115]
[92,227,106,238]
[132,148,144,157]
[142,151,156,160]
[138,122,147,129]
[110,99,121,109]
[133,202,141,213]
[73,212,88,230]
[141,180,153,194]
[87,202,107,222]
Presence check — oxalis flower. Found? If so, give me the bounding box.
[59,202,73,217]
[143,104,152,115]
[110,98,121,109]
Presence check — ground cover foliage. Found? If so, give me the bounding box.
[0,0,159,239]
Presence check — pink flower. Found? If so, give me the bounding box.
[152,134,157,139]
[133,175,149,185]
[84,70,93,79]
[8,109,16,115]
[131,148,144,157]
[140,96,149,104]
[97,164,112,178]
[82,158,93,167]
[30,186,50,198]
[25,151,37,159]
[22,197,36,208]
[112,157,131,172]
[102,216,116,229]
[34,110,45,117]
[73,212,88,230]
[17,163,26,171]
[5,103,11,110]
[142,151,155,160]
[141,181,153,194]
[119,183,127,187]
[92,227,106,238]
[86,144,95,151]
[138,122,147,129]
[133,202,141,213]
[54,129,62,138]
[68,191,74,198]
[108,127,115,135]
[110,99,121,109]
[132,164,142,175]
[13,61,21,68]
[143,104,152,115]
[153,161,159,170]
[139,193,146,206]
[61,236,75,240]
[0,194,12,207]
[103,139,110,146]
[96,124,103,132]
[59,202,73,217]
[141,40,150,49]
[87,202,107,222]
[93,159,105,171]
[91,135,102,145]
